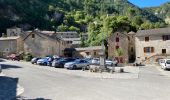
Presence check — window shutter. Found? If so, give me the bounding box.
[151,47,154,53]
[144,47,146,53]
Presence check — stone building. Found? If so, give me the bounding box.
[0,36,23,57]
[108,31,136,63]
[135,27,170,64]
[7,27,22,37]
[74,46,103,58]
[23,30,71,57]
[55,32,79,38]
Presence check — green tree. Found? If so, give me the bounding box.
[114,48,124,63]
[140,21,154,29]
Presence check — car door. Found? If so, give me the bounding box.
[77,60,84,68]
[81,60,88,68]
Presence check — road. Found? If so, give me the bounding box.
[1,60,170,100]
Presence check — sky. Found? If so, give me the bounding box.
[128,0,170,8]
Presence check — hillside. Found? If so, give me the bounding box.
[143,2,170,24]
[0,0,166,34]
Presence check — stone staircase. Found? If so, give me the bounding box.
[142,54,170,64]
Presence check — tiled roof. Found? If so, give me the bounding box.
[136,27,170,36]
[56,31,77,34]
[75,46,103,51]
[62,38,81,41]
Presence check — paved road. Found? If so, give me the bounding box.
[1,60,170,100]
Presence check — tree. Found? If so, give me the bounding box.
[114,48,124,63]
[140,21,154,30]
[69,26,80,32]
[127,7,136,18]
[57,24,69,31]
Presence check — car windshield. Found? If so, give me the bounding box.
[54,58,61,61]
[166,60,170,64]
[58,58,66,62]
[32,58,37,60]
[75,59,81,62]
[93,58,99,61]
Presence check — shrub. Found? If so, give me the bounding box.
[24,53,33,61]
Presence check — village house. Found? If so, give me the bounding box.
[22,29,71,57]
[55,31,79,38]
[0,36,23,57]
[108,31,136,63]
[74,46,103,58]
[135,27,170,64]
[55,31,82,48]
[0,27,82,57]
[7,27,22,37]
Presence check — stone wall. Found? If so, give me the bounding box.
[0,39,17,56]
[24,32,69,57]
[136,35,170,63]
[108,32,129,63]
[7,28,22,37]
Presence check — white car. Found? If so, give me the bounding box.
[106,59,118,66]
[91,58,118,66]
[64,59,90,70]
[159,59,170,70]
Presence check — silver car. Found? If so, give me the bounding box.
[159,59,170,70]
[64,59,90,70]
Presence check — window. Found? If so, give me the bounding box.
[94,51,97,56]
[145,37,149,42]
[32,34,35,38]
[144,47,154,53]
[166,60,170,64]
[116,37,119,42]
[131,47,134,52]
[116,46,119,49]
[162,35,170,41]
[162,49,166,54]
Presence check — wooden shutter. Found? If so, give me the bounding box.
[144,47,146,53]
[151,47,154,53]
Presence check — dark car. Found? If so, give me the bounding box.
[52,58,75,68]
[31,57,41,64]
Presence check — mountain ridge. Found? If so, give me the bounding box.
[0,0,168,34]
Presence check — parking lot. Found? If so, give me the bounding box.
[1,59,170,100]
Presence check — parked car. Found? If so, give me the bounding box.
[31,57,41,64]
[106,59,118,66]
[91,58,100,65]
[52,58,75,68]
[64,59,90,70]
[6,53,20,61]
[50,57,62,67]
[90,58,118,66]
[37,57,53,66]
[159,59,170,70]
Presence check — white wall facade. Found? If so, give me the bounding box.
[136,35,170,62]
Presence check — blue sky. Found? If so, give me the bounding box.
[128,0,170,8]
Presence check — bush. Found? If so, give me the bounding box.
[24,53,33,61]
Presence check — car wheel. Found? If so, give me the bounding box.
[59,64,63,68]
[163,67,167,70]
[73,65,77,70]
[44,62,47,66]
